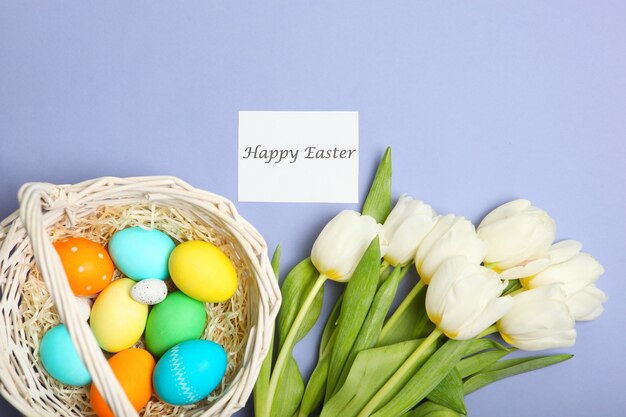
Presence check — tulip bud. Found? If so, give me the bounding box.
[414,214,487,284]
[477,199,556,279]
[311,210,386,282]
[521,242,606,321]
[425,256,512,340]
[383,195,437,267]
[497,285,576,351]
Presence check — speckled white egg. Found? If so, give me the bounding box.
[131,279,168,305]
[75,296,92,321]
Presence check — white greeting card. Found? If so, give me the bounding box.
[238,111,359,203]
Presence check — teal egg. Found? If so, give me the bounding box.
[109,227,175,281]
[40,324,91,386]
[153,340,227,406]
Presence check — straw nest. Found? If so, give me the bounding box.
[18,203,251,415]
[0,178,280,417]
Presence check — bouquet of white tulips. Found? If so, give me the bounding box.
[254,148,607,417]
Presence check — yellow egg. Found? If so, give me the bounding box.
[90,278,148,352]
[168,241,237,302]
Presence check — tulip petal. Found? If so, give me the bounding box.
[383,195,436,266]
[526,253,604,297]
[478,199,555,269]
[547,240,582,264]
[416,215,485,283]
[497,285,577,351]
[478,199,531,229]
[455,296,513,340]
[500,257,550,280]
[566,285,608,321]
[427,256,510,340]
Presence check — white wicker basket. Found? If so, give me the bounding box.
[0,176,281,417]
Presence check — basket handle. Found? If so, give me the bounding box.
[18,183,138,417]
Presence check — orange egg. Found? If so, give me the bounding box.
[90,348,156,417]
[54,238,114,296]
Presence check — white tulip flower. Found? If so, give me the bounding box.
[426,256,513,340]
[477,199,556,279]
[383,195,437,267]
[415,214,487,284]
[311,210,386,282]
[521,242,607,321]
[497,285,576,351]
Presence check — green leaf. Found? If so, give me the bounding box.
[462,338,509,357]
[320,339,436,417]
[404,401,462,417]
[335,265,408,391]
[371,339,471,417]
[270,256,324,417]
[320,294,343,359]
[299,352,331,417]
[417,337,509,417]
[362,147,392,223]
[502,279,522,295]
[426,368,466,415]
[254,245,281,417]
[457,348,513,379]
[377,281,433,347]
[299,292,344,416]
[326,237,381,398]
[296,280,325,343]
[463,354,573,395]
[277,258,324,350]
[271,357,305,417]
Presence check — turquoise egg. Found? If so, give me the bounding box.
[40,324,91,386]
[153,340,227,405]
[109,227,175,281]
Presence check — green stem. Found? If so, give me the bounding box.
[265,274,328,416]
[356,328,443,417]
[477,324,499,338]
[378,279,425,341]
[507,288,525,297]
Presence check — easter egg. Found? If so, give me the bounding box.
[131,279,168,305]
[109,227,175,281]
[90,278,148,352]
[145,291,207,357]
[153,340,227,406]
[168,241,237,302]
[75,296,92,321]
[90,348,155,417]
[40,324,91,386]
[54,238,114,296]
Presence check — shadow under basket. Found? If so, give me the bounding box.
[0,176,281,417]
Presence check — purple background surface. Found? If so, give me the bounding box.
[1,2,625,416]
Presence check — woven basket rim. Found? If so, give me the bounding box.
[0,175,281,417]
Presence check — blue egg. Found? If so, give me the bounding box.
[153,340,227,406]
[109,227,175,281]
[40,324,91,386]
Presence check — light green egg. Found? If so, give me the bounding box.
[145,291,207,357]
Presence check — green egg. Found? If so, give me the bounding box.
[145,291,207,357]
